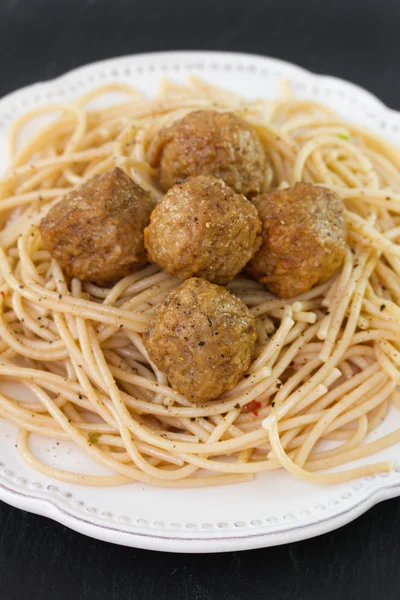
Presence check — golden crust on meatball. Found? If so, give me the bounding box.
[147,109,266,196]
[40,168,154,283]
[144,175,262,284]
[143,278,257,401]
[247,182,346,298]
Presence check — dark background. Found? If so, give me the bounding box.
[1,0,400,598]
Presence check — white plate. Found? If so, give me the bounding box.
[1,51,400,554]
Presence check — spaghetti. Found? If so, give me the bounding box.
[0,77,399,487]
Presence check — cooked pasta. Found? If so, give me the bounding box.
[0,77,399,487]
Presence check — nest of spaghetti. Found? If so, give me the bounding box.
[0,78,400,488]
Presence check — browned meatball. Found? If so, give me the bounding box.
[247,183,346,298]
[143,278,257,401]
[144,175,262,284]
[40,168,154,283]
[147,110,266,195]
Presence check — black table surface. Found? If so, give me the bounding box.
[1,0,400,598]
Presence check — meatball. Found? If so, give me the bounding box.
[147,109,266,196]
[143,278,257,401]
[40,167,154,283]
[144,175,262,284]
[247,182,346,298]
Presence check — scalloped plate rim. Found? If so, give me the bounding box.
[1,475,400,553]
[1,50,399,119]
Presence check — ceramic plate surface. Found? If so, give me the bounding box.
[0,51,400,553]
